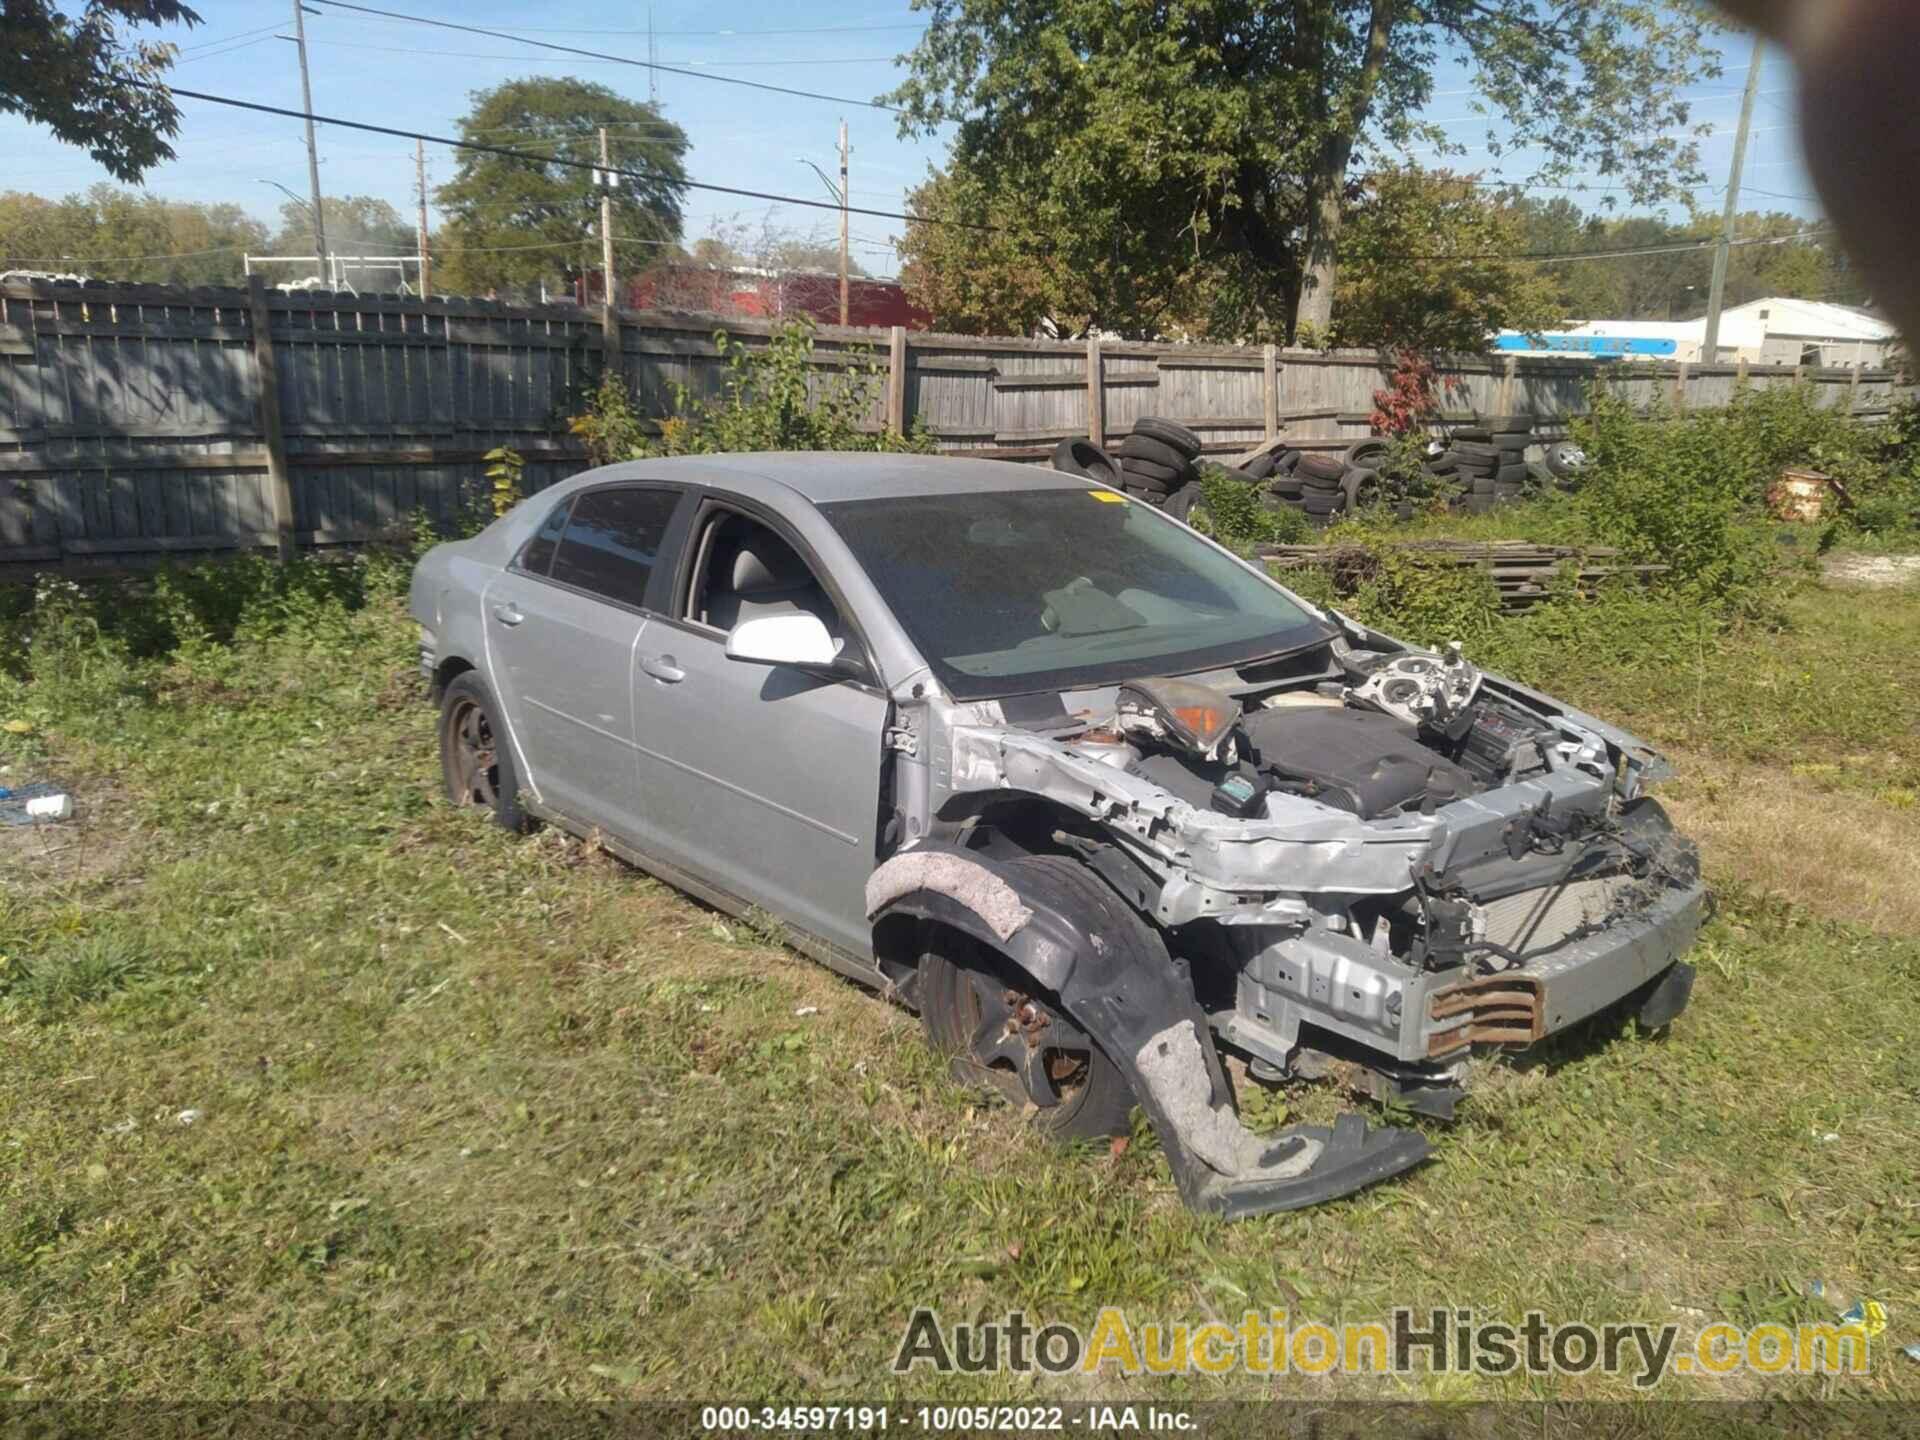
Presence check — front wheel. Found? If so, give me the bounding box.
[438,671,531,832]
[920,927,1135,1141]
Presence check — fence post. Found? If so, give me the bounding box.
[1085,334,1104,447]
[600,302,622,382]
[1672,361,1690,411]
[1500,355,1518,412]
[247,274,294,563]
[1847,362,1863,415]
[1735,355,1750,395]
[887,325,908,436]
[1263,344,1279,441]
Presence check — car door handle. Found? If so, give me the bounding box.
[639,653,685,684]
[490,602,525,627]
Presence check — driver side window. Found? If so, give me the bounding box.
[682,510,846,642]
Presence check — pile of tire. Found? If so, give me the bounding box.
[1425,415,1589,512]
[1261,439,1397,527]
[1050,416,1203,508]
[1439,413,1534,513]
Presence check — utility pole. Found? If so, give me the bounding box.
[647,6,658,106]
[837,119,850,326]
[598,127,617,309]
[1703,33,1764,363]
[290,0,329,280]
[414,139,432,298]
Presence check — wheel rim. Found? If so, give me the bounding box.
[950,963,1092,1112]
[446,697,500,808]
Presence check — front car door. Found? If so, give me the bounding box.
[629,496,891,959]
[483,482,685,834]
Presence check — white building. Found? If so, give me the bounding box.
[1717,297,1898,367]
[1494,298,1898,367]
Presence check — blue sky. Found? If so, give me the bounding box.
[0,2,1821,275]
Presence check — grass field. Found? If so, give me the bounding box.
[3,551,1918,1413]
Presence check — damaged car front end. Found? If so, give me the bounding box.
[867,601,1705,1218]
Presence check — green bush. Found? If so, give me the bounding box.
[571,320,936,461]
[1190,464,1310,547]
[1567,383,1867,614]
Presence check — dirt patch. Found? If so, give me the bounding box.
[1662,750,1920,937]
[0,775,144,892]
[1821,553,1920,587]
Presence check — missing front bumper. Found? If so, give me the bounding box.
[1427,974,1545,1056]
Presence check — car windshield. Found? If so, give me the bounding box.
[820,486,1328,700]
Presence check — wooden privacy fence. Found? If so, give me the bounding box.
[1,277,1909,575]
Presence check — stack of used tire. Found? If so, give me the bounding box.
[1050,416,1202,508]
[1275,439,1394,526]
[1111,416,1204,505]
[1292,451,1349,525]
[1447,413,1533,512]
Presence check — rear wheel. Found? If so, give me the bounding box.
[920,927,1134,1141]
[439,671,530,832]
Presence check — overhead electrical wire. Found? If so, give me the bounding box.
[43,84,1840,274]
[154,85,993,234]
[299,38,903,67]
[1380,226,1834,264]
[304,0,906,113]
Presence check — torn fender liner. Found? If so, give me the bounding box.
[868,844,1429,1218]
[866,844,1082,992]
[865,850,1035,942]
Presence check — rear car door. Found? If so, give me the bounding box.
[483,483,685,835]
[630,497,891,958]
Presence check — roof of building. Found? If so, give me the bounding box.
[1719,296,1897,340]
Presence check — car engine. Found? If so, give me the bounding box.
[1096,646,1564,825]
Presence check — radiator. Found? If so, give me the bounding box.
[1480,875,1634,954]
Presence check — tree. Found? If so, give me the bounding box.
[434,77,688,294]
[0,2,201,181]
[888,0,1723,340]
[1332,167,1566,350]
[269,196,413,258]
[0,184,264,285]
[899,167,1148,337]
[680,215,867,279]
[1511,202,1852,320]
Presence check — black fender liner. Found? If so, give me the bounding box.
[866,843,1429,1218]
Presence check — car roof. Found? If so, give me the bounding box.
[569,451,1102,504]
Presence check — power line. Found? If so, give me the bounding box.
[333,16,929,36]
[178,22,283,53]
[176,35,279,63]
[155,85,994,234]
[305,0,905,113]
[1376,227,1833,265]
[298,38,904,67]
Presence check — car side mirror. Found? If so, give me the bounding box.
[725,611,842,670]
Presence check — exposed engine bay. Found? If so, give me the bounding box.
[1073,637,1602,834]
[922,616,1705,1124]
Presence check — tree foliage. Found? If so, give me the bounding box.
[0,1,200,181]
[888,0,1724,339]
[268,195,414,259]
[0,184,263,285]
[1333,166,1565,350]
[1514,199,1866,319]
[569,321,933,461]
[435,77,688,294]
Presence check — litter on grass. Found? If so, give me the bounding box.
[1,783,73,825]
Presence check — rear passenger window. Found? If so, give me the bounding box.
[548,486,679,608]
[516,498,572,576]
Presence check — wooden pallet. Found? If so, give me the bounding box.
[1255,539,1669,610]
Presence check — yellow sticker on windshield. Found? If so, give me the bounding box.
[1088,489,1127,503]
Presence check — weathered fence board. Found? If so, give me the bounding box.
[0,278,1909,573]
